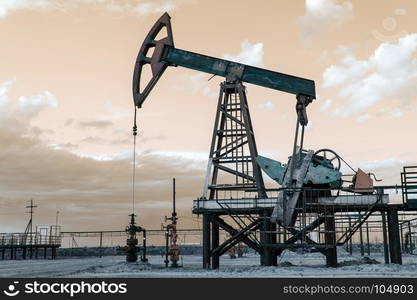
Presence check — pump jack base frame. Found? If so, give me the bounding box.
[193,198,414,269]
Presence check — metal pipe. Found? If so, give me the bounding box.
[366,221,370,256]
[173,178,176,214]
[99,231,103,258]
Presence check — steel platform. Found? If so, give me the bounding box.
[193,194,390,214]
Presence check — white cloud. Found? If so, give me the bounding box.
[134,1,176,16]
[189,40,264,96]
[360,157,406,170]
[320,99,332,112]
[395,8,406,16]
[323,53,370,88]
[353,157,411,186]
[298,0,353,40]
[356,113,369,123]
[0,79,14,106]
[391,108,403,119]
[189,73,217,98]
[151,150,208,163]
[323,34,417,116]
[80,151,132,162]
[258,101,275,111]
[223,40,264,67]
[18,90,58,118]
[0,0,181,18]
[0,0,57,18]
[0,80,58,129]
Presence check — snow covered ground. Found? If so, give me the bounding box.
[1,250,417,278]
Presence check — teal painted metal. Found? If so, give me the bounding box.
[407,199,417,209]
[163,47,316,98]
[305,162,341,187]
[256,154,341,187]
[256,156,286,185]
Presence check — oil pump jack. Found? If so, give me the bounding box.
[132,13,379,268]
[132,13,320,199]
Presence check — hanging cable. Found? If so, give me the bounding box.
[132,107,138,216]
[338,154,356,173]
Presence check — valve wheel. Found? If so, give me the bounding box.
[314,148,341,171]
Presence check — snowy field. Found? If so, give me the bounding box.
[1,250,417,278]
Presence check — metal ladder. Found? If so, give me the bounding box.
[336,190,384,245]
[401,166,417,207]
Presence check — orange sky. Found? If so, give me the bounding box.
[0,0,416,233]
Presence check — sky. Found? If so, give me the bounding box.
[0,0,416,233]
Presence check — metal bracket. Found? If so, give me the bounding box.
[132,12,174,108]
[225,65,245,83]
[296,94,313,126]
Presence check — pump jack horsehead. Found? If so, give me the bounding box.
[132,13,378,232]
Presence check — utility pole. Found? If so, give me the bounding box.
[25,199,37,258]
[25,199,37,239]
[55,211,60,230]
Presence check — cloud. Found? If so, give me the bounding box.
[360,157,406,170]
[0,79,14,105]
[298,0,353,40]
[185,40,263,104]
[353,157,413,187]
[323,34,417,116]
[0,80,58,132]
[258,101,275,111]
[0,0,53,18]
[0,79,206,232]
[134,0,176,16]
[0,127,206,231]
[223,40,264,67]
[356,113,369,123]
[78,120,114,129]
[189,73,217,97]
[0,0,182,18]
[65,118,74,126]
[80,136,120,145]
[391,108,403,119]
[18,90,58,118]
[320,99,332,112]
